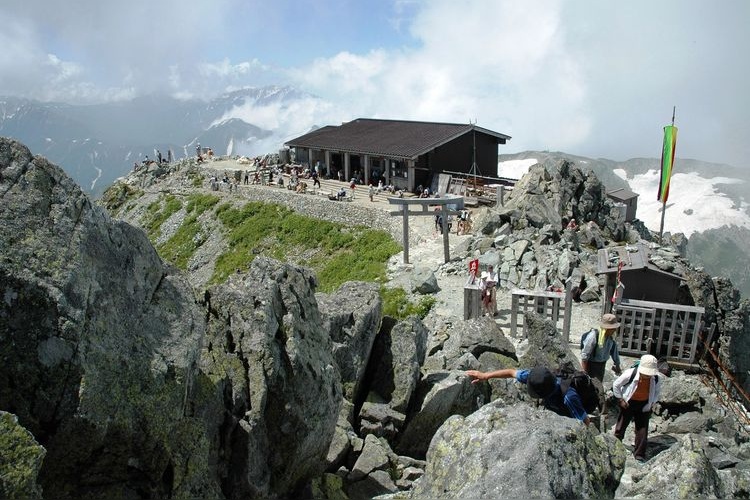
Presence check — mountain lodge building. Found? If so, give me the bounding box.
[283,118,511,193]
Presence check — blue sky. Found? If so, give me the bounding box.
[1,0,749,171]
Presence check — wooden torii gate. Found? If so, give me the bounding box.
[388,195,464,264]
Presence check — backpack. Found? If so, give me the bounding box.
[556,361,601,414]
[579,328,598,356]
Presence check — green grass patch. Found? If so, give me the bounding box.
[380,286,436,320]
[145,194,182,240]
[157,194,220,269]
[211,201,401,290]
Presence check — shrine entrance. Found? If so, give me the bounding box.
[387,195,464,264]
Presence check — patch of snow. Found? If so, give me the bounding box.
[90,167,102,191]
[497,158,537,179]
[615,169,750,237]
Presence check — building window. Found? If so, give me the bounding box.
[390,160,407,179]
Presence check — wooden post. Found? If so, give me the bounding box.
[563,279,573,343]
[441,205,450,263]
[464,285,482,320]
[402,206,410,264]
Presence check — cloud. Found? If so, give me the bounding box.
[1,0,748,169]
[287,0,591,153]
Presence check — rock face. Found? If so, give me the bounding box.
[411,403,627,499]
[0,138,218,498]
[316,282,382,402]
[617,434,730,498]
[0,138,344,499]
[200,257,343,498]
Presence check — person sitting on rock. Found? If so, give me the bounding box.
[466,367,591,425]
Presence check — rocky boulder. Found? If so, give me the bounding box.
[200,257,343,498]
[316,282,382,402]
[616,434,730,498]
[410,402,626,499]
[395,370,483,459]
[366,316,429,414]
[0,138,219,498]
[519,312,580,369]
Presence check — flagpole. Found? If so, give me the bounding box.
[658,106,676,244]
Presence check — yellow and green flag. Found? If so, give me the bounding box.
[657,125,678,203]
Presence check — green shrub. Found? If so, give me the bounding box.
[100,182,143,213]
[380,286,436,320]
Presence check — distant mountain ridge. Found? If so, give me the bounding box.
[0,86,315,194]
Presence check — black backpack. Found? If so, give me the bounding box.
[556,362,601,414]
[579,328,598,356]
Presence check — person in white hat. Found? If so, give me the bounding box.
[611,354,664,462]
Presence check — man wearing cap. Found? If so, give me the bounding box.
[612,354,663,462]
[466,367,590,425]
[581,313,622,382]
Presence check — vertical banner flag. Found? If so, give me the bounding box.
[657,125,678,203]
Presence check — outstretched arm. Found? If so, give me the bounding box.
[465,368,518,383]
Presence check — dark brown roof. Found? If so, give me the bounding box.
[596,244,682,280]
[284,118,511,160]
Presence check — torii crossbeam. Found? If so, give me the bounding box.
[387,195,464,264]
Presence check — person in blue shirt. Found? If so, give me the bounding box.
[466,367,591,425]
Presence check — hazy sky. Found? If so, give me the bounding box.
[2,0,748,168]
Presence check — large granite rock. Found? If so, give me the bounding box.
[200,257,343,498]
[0,138,219,498]
[396,370,483,459]
[519,312,580,369]
[316,282,382,402]
[424,316,516,371]
[0,139,345,499]
[367,316,429,413]
[411,402,626,499]
[616,434,728,498]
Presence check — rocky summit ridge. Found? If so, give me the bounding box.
[1,137,750,499]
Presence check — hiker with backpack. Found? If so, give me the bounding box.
[611,354,664,463]
[580,313,623,382]
[466,366,598,425]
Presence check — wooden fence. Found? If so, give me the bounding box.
[613,298,705,364]
[510,283,573,341]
